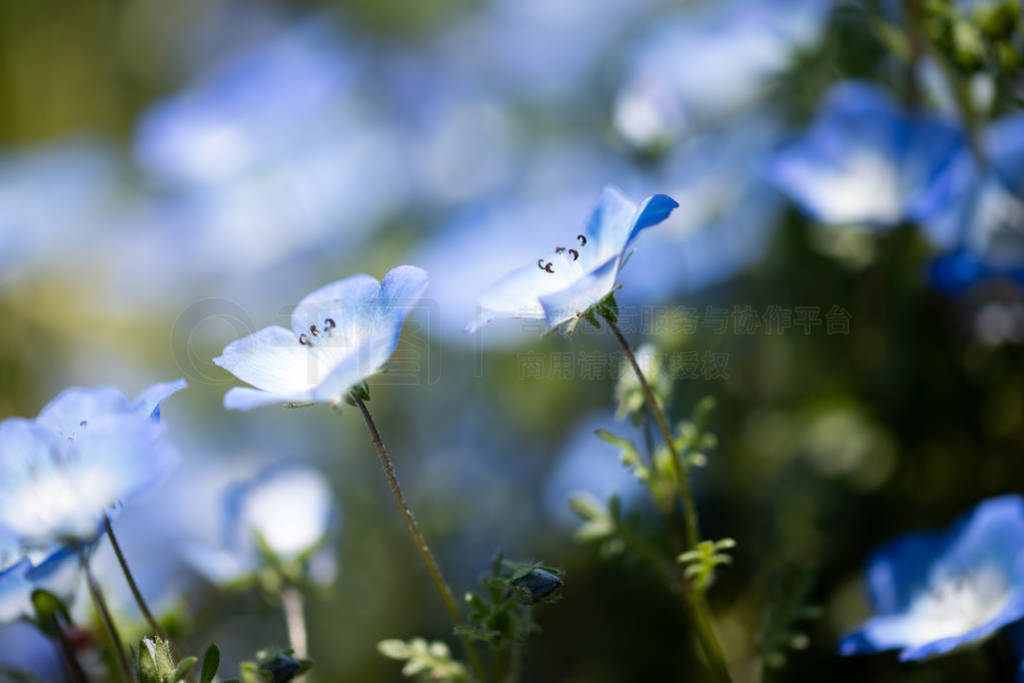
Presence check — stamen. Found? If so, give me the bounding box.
[577,233,587,246]
[310,324,319,337]
[538,259,555,273]
[324,318,336,330]
[554,246,566,254]
[299,333,312,347]
[568,248,579,261]
[79,420,87,427]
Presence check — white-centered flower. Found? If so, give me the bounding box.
[213,265,428,410]
[465,186,678,333]
[0,381,185,547]
[184,463,337,586]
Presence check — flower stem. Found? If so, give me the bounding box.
[607,320,700,548]
[104,516,196,683]
[606,320,731,683]
[281,586,308,659]
[347,398,488,683]
[51,616,90,683]
[78,545,133,682]
[104,516,165,638]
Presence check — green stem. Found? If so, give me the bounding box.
[607,321,731,683]
[347,398,488,683]
[51,616,90,683]
[904,0,986,165]
[493,644,508,683]
[78,545,133,682]
[607,321,700,548]
[104,516,196,683]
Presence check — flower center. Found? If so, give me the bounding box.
[902,566,1011,647]
[298,317,337,348]
[538,233,588,274]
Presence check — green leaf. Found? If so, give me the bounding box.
[172,657,198,682]
[200,644,220,683]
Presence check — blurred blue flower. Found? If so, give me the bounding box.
[0,381,185,546]
[923,113,1024,292]
[134,20,407,272]
[466,187,678,333]
[544,412,645,527]
[213,265,429,410]
[615,0,832,147]
[0,545,84,624]
[136,21,351,186]
[621,115,785,303]
[0,140,119,282]
[840,495,1024,661]
[771,82,965,227]
[184,463,337,586]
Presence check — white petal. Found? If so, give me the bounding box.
[290,274,380,341]
[539,257,620,329]
[213,325,317,398]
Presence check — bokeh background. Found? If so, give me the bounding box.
[1,0,1023,680]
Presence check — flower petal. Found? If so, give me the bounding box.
[582,186,639,265]
[131,379,188,420]
[311,328,398,403]
[36,387,130,438]
[290,273,380,342]
[223,386,309,410]
[213,325,318,399]
[538,257,619,329]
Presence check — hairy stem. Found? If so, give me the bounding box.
[79,545,133,682]
[348,398,488,683]
[606,321,731,683]
[281,586,308,659]
[607,321,700,548]
[104,516,196,683]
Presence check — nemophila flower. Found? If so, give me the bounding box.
[615,0,831,147]
[465,187,678,334]
[185,463,337,586]
[415,142,635,346]
[0,381,185,546]
[0,140,118,281]
[770,82,965,227]
[0,546,83,624]
[134,20,407,272]
[840,495,1024,661]
[213,265,428,410]
[923,113,1024,292]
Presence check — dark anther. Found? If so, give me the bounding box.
[310,324,319,336]
[79,420,87,427]
[577,233,587,246]
[568,248,579,261]
[324,318,336,330]
[299,333,312,347]
[544,261,555,273]
[555,246,566,254]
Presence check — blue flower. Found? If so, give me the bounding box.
[770,82,965,226]
[614,0,832,147]
[840,495,1024,661]
[0,545,84,624]
[184,463,337,586]
[465,187,678,333]
[0,381,185,546]
[923,113,1024,292]
[213,265,428,410]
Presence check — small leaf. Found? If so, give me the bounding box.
[200,644,220,683]
[172,657,198,682]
